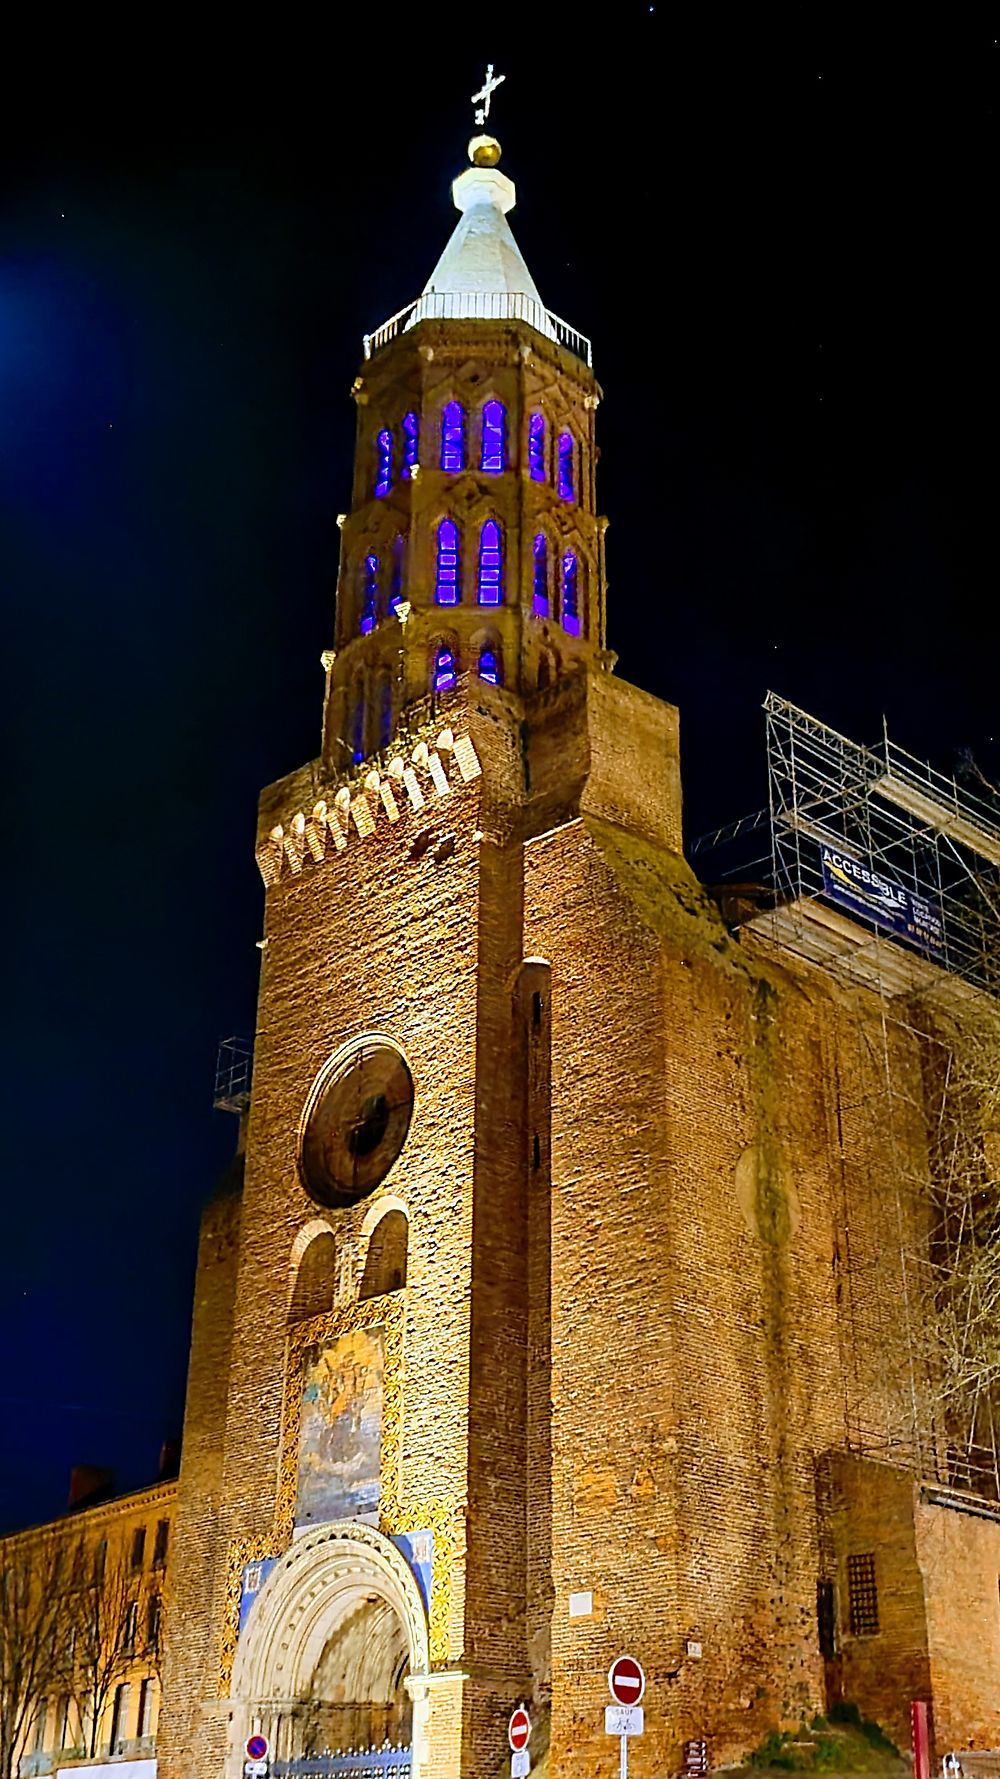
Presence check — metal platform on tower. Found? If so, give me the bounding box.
[214,1035,253,1113]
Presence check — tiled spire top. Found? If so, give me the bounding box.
[418,133,546,313]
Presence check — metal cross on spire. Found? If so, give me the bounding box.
[471,63,506,127]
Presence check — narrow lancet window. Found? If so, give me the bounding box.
[528,413,546,482]
[478,646,501,686]
[388,534,405,614]
[436,519,459,605]
[481,400,506,473]
[402,410,419,478]
[360,553,378,634]
[441,401,465,473]
[478,519,502,606]
[433,645,457,694]
[561,550,580,634]
[350,684,365,763]
[532,533,549,617]
[375,429,392,498]
[377,670,393,750]
[558,431,575,502]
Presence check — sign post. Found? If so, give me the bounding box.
[244,1733,269,1778]
[509,1702,532,1778]
[607,1656,645,1778]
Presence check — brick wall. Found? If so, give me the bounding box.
[159,1164,242,1777]
[917,1494,1000,1749]
[821,1456,932,1753]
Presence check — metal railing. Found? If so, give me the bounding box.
[363,291,592,367]
[214,1035,253,1113]
[275,1748,411,1778]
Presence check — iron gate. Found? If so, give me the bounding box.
[274,1747,412,1778]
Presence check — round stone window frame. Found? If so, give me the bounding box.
[298,1033,415,1211]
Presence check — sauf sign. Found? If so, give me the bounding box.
[606,1656,645,1776]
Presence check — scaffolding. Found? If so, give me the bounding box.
[214,1036,254,1114]
[694,693,1000,1500]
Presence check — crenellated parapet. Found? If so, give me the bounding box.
[255,710,483,886]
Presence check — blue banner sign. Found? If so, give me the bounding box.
[819,844,944,956]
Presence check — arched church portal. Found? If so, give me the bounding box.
[228,1522,430,1775]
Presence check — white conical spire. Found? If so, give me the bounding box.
[406,136,557,341]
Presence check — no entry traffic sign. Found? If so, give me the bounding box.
[509,1703,532,1751]
[608,1655,645,1707]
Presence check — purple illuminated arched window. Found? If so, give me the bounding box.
[561,550,580,635]
[478,645,501,686]
[557,431,574,502]
[402,411,419,478]
[433,645,457,694]
[360,553,378,634]
[478,520,502,606]
[441,402,465,473]
[532,534,549,617]
[481,400,506,473]
[375,429,392,498]
[528,413,546,482]
[435,519,459,605]
[388,535,405,614]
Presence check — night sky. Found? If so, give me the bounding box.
[1,21,995,1533]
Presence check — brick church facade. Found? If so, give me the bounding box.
[100,122,1000,1779]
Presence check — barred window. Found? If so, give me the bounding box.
[847,1552,879,1636]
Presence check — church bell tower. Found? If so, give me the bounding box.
[323,126,608,771]
[162,80,683,1779]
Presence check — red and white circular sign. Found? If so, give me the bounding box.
[608,1655,645,1707]
[509,1705,532,1752]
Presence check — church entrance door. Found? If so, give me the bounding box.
[228,1523,428,1779]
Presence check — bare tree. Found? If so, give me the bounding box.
[0,1533,68,1779]
[65,1541,141,1759]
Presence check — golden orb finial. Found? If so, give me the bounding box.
[469,133,502,168]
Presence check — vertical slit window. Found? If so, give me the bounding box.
[532,533,549,617]
[481,400,506,472]
[360,554,379,634]
[433,646,457,694]
[435,519,459,605]
[561,550,580,634]
[478,646,501,686]
[350,685,365,764]
[377,672,393,750]
[558,431,575,502]
[375,429,392,498]
[388,535,405,614]
[478,520,502,606]
[441,401,465,473]
[528,413,546,482]
[402,410,419,478]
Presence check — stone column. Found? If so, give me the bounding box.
[406,1669,467,1779]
